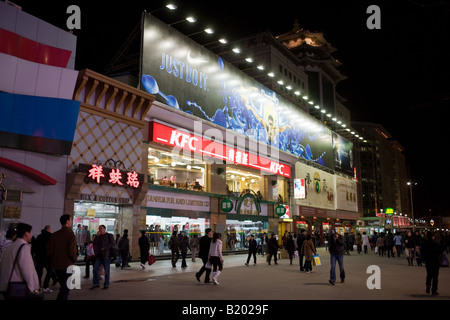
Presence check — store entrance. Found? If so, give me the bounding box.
[278,221,292,247]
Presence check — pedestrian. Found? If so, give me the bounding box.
[355,232,362,254]
[286,234,296,265]
[376,233,385,256]
[245,234,257,266]
[90,225,115,290]
[404,231,416,266]
[348,232,355,252]
[32,225,57,293]
[328,230,345,285]
[138,230,150,270]
[421,231,444,295]
[297,229,306,271]
[180,233,190,268]
[83,236,95,278]
[208,232,224,285]
[362,232,370,254]
[47,214,78,300]
[169,231,180,268]
[115,229,130,268]
[385,231,394,258]
[262,232,268,256]
[0,228,16,262]
[118,233,130,269]
[80,225,90,255]
[267,233,279,265]
[0,223,41,299]
[393,232,403,257]
[190,234,199,262]
[195,228,212,283]
[301,234,316,273]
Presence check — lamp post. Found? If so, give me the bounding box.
[407,181,417,231]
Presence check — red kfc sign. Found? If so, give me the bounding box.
[149,122,291,178]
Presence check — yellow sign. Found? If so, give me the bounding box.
[86,208,96,217]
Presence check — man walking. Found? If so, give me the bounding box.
[196,228,212,283]
[245,234,257,266]
[90,225,115,290]
[48,214,78,300]
[328,230,345,285]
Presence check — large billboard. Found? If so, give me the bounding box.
[333,133,353,176]
[294,162,335,210]
[140,13,334,169]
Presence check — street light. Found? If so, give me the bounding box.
[407,181,417,231]
[169,16,197,26]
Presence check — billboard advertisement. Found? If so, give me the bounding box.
[294,162,335,210]
[335,176,358,212]
[140,13,334,169]
[333,133,353,176]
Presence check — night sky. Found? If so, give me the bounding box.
[11,0,450,217]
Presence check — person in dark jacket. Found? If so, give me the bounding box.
[48,214,78,300]
[328,230,345,285]
[138,230,150,270]
[118,233,130,269]
[421,231,444,295]
[169,231,180,268]
[286,234,296,265]
[33,225,57,292]
[297,229,306,271]
[267,233,279,265]
[91,225,115,290]
[196,228,212,283]
[179,234,190,268]
[404,231,416,266]
[245,234,258,266]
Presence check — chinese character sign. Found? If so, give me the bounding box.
[82,164,142,189]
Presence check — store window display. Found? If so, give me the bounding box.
[148,147,206,191]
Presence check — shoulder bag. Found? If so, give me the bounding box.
[6,244,27,299]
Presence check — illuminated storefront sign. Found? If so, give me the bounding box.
[78,163,144,189]
[149,122,291,178]
[294,178,306,199]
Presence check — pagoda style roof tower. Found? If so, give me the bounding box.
[276,20,346,84]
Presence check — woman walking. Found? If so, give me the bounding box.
[208,232,224,285]
[301,234,316,273]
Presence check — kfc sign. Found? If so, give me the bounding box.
[150,122,291,178]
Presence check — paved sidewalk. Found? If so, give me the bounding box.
[43,248,450,301]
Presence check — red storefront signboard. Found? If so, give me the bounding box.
[149,122,291,178]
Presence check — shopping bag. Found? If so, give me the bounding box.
[375,246,378,253]
[205,261,212,269]
[148,254,156,266]
[313,254,321,266]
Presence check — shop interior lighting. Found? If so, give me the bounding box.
[204,28,214,34]
[257,65,265,70]
[245,57,253,63]
[218,38,228,44]
[267,72,275,77]
[232,47,241,53]
[186,16,196,23]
